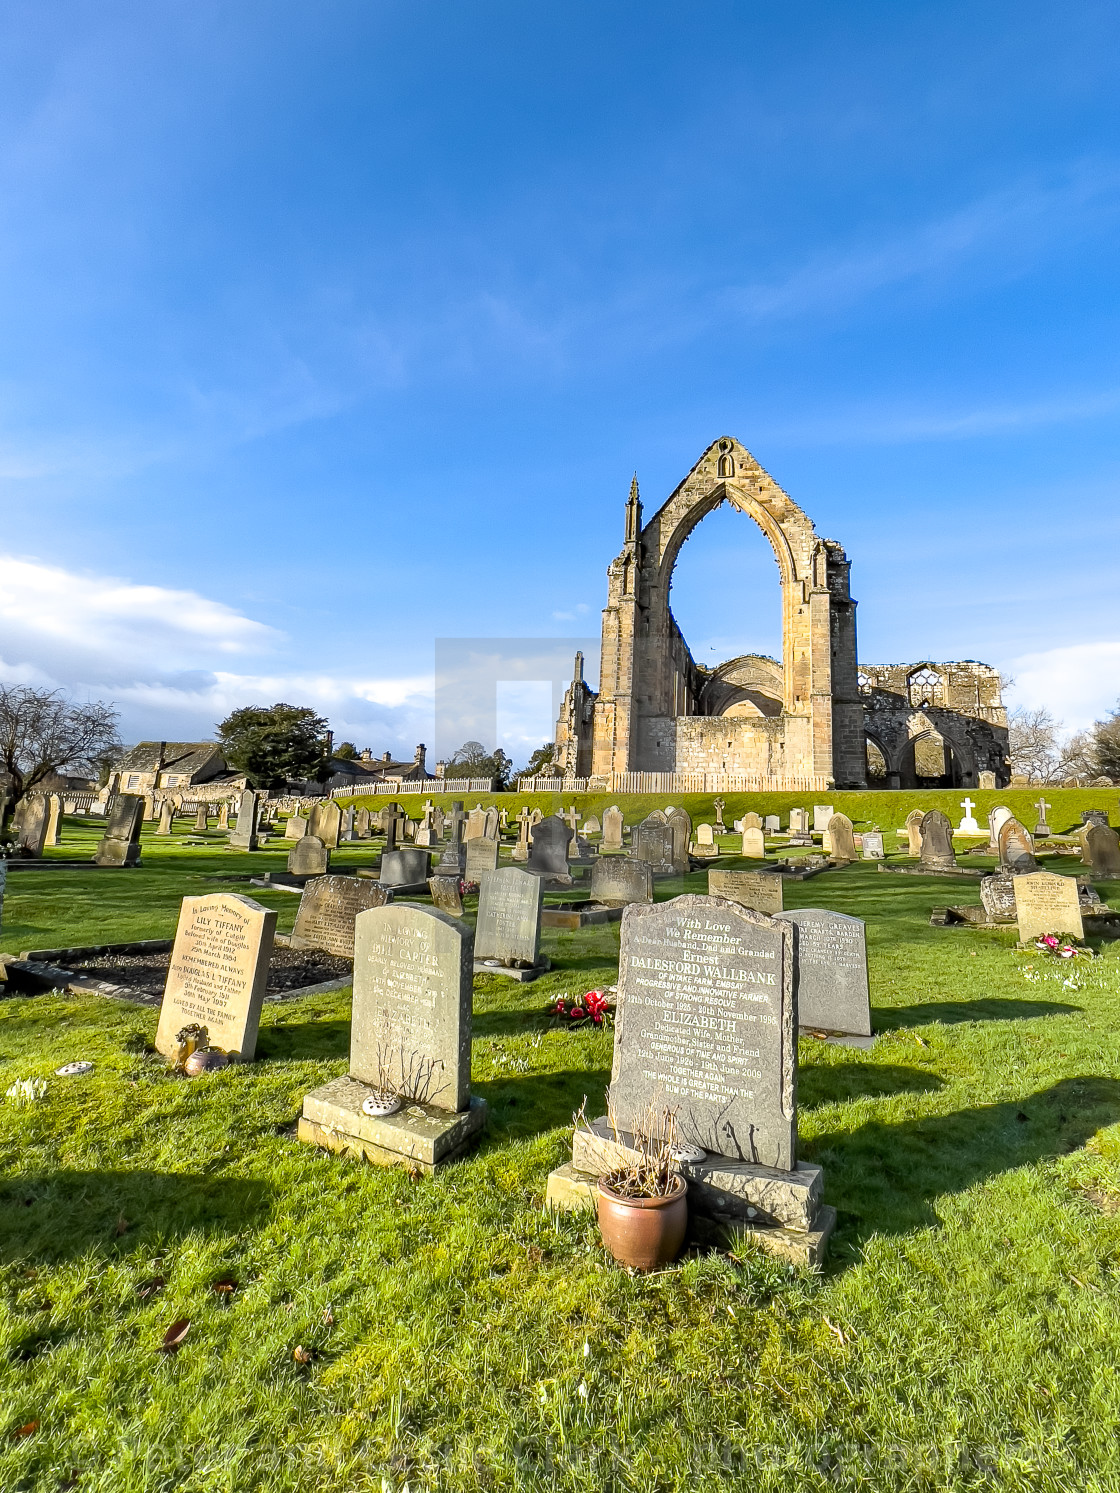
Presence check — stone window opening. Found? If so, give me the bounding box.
[907,666,942,707]
[716,439,734,478]
[857,671,872,696]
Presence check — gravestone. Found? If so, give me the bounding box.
[905,809,925,855]
[665,807,691,870]
[512,806,532,861]
[602,806,624,852]
[229,790,260,851]
[474,867,543,970]
[286,812,308,841]
[860,831,885,860]
[590,855,653,907]
[998,818,1038,874]
[356,808,371,839]
[435,801,466,875]
[194,804,208,833]
[309,800,342,848]
[341,807,356,842]
[94,795,144,866]
[741,812,763,832]
[764,815,780,834]
[776,908,870,1040]
[1084,824,1120,878]
[526,815,573,878]
[978,770,997,789]
[483,807,500,841]
[610,896,796,1168]
[217,802,230,830]
[979,870,1019,922]
[1033,798,1052,837]
[0,858,5,933]
[741,827,766,858]
[988,805,1013,851]
[693,823,718,858]
[825,813,857,863]
[288,834,330,877]
[154,893,277,1061]
[708,868,783,914]
[1014,872,1084,944]
[380,848,432,888]
[156,799,175,836]
[428,874,463,917]
[713,798,726,831]
[465,836,499,880]
[918,811,957,871]
[633,811,676,875]
[813,805,835,833]
[1081,810,1110,829]
[290,874,392,957]
[465,808,486,841]
[432,806,445,840]
[16,797,49,857]
[583,815,601,835]
[46,795,62,847]
[788,808,812,845]
[957,797,980,833]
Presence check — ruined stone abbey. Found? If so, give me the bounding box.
[553,437,1009,789]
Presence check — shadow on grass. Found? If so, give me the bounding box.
[471,1007,565,1038]
[798,1063,944,1107]
[874,996,1082,1031]
[0,1171,272,1263]
[474,1067,611,1138]
[255,1020,350,1061]
[808,1076,1120,1245]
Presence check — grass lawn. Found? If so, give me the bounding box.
[3,816,1120,1490]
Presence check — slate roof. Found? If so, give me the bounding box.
[115,742,225,775]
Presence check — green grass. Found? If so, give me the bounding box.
[3,820,1120,1489]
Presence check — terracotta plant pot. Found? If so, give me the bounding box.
[596,1173,688,1271]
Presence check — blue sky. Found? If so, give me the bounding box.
[1,0,1118,763]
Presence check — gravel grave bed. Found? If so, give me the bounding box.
[71,947,353,1002]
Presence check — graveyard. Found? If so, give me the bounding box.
[2,791,1120,1488]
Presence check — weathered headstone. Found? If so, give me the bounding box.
[1081,810,1110,829]
[763,815,780,834]
[229,790,260,851]
[776,908,870,1040]
[290,875,392,957]
[602,806,625,852]
[474,867,543,969]
[988,805,1013,851]
[583,815,601,835]
[1084,824,1120,878]
[465,808,486,841]
[286,812,308,841]
[918,810,957,871]
[610,896,796,1167]
[217,802,230,830]
[1033,798,1052,837]
[813,805,835,833]
[465,836,499,880]
[428,874,464,916]
[434,801,466,875]
[633,811,676,875]
[708,868,783,914]
[341,806,356,841]
[526,815,573,878]
[356,808,371,839]
[15,797,49,857]
[998,818,1038,874]
[741,812,763,832]
[154,893,277,1061]
[46,794,63,847]
[94,795,144,866]
[788,808,812,844]
[979,870,1019,922]
[194,803,209,833]
[483,807,500,841]
[741,826,766,858]
[309,800,342,848]
[156,799,175,836]
[1014,872,1084,944]
[288,834,330,877]
[665,807,692,870]
[380,848,432,888]
[825,813,856,863]
[860,831,885,860]
[905,809,925,856]
[978,770,997,789]
[590,855,653,907]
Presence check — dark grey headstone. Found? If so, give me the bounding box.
[527,815,572,876]
[94,794,144,866]
[1085,824,1120,877]
[229,789,260,850]
[290,874,392,957]
[380,848,432,887]
[665,809,691,871]
[610,895,796,1169]
[1081,810,1110,828]
[474,866,543,967]
[776,908,870,1038]
[633,812,676,875]
[351,904,474,1112]
[919,810,956,870]
[590,856,653,907]
[288,834,330,877]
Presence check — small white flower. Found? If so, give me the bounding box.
[578,1379,588,1400]
[583,1340,590,1359]
[6,1078,47,1105]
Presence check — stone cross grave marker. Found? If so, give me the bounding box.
[1084,824,1120,878]
[958,798,979,833]
[1034,798,1052,837]
[288,834,330,877]
[290,874,392,957]
[157,799,174,836]
[474,866,543,969]
[1014,871,1084,944]
[713,797,726,830]
[741,812,763,831]
[708,867,783,914]
[351,904,473,1111]
[998,818,1038,874]
[155,893,277,1062]
[435,801,466,875]
[94,795,145,866]
[813,805,835,833]
[526,815,572,878]
[610,896,796,1168]
[918,810,957,871]
[741,826,766,858]
[777,908,870,1040]
[465,835,499,881]
[825,813,856,862]
[602,805,624,851]
[309,799,342,849]
[513,806,532,861]
[382,802,404,853]
[860,831,884,860]
[590,855,653,907]
[905,809,925,855]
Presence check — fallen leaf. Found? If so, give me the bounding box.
[293,1345,314,1364]
[161,1318,190,1353]
[11,1420,39,1439]
[321,1306,334,1326]
[211,1277,238,1298]
[115,1215,129,1237]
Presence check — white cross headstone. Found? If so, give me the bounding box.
[957,797,980,833]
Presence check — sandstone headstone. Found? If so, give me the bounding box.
[341,807,356,841]
[777,908,870,1039]
[1084,824,1120,878]
[527,815,572,877]
[860,831,885,860]
[380,848,432,888]
[157,800,175,836]
[905,809,925,856]
[428,874,463,916]
[285,812,308,841]
[789,808,809,835]
[1014,872,1084,944]
[465,808,486,841]
[590,855,653,907]
[475,866,543,968]
[741,827,766,858]
[696,822,715,846]
[94,795,144,866]
[741,812,763,832]
[194,804,208,833]
[979,870,1019,922]
[288,834,329,877]
[665,807,692,869]
[217,802,230,830]
[918,811,956,871]
[602,806,624,852]
[356,808,371,838]
[351,904,473,1111]
[229,789,260,851]
[155,893,277,1061]
[290,874,391,957]
[16,797,49,857]
[483,807,500,841]
[46,795,63,847]
[813,805,835,833]
[825,813,856,863]
[998,818,1038,874]
[610,896,796,1168]
[465,836,500,880]
[978,770,997,789]
[633,811,675,875]
[708,868,783,914]
[309,800,342,848]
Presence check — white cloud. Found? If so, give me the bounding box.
[1002,641,1120,733]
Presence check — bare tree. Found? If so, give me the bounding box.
[0,686,121,830]
[1006,706,1065,783]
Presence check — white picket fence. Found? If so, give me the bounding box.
[331,778,493,799]
[517,772,833,795]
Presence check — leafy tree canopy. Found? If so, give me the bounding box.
[447,740,514,792]
[334,741,358,761]
[520,742,557,778]
[217,703,331,788]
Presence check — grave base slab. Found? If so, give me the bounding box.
[473,957,551,982]
[300,1076,486,1172]
[541,903,624,930]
